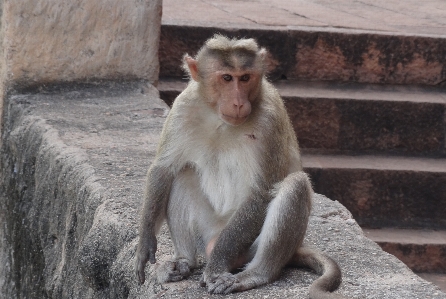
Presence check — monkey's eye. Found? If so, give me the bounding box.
[240,74,250,82]
[222,74,233,82]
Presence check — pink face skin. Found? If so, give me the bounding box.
[185,55,261,127]
[213,70,259,126]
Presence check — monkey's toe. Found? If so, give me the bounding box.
[207,273,238,294]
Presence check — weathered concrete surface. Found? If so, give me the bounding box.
[163,0,446,36]
[0,0,162,133]
[1,82,445,298]
[2,0,161,88]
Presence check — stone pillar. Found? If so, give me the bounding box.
[0,0,162,130]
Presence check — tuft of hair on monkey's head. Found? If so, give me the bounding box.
[182,34,268,81]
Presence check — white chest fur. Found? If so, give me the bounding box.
[185,129,261,216]
[169,101,263,216]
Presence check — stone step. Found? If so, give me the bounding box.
[158,78,446,156]
[417,273,446,293]
[303,154,446,229]
[363,228,446,274]
[161,0,446,85]
[364,228,446,293]
[365,228,446,292]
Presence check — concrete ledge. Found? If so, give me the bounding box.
[0,82,444,298]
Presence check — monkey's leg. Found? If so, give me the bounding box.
[213,171,312,294]
[158,168,222,283]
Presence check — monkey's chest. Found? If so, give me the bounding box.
[194,144,261,216]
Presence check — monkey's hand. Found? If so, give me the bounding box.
[156,259,191,283]
[135,234,157,284]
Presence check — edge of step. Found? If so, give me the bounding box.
[364,228,446,273]
[302,154,446,173]
[417,273,446,293]
[363,228,446,245]
[303,154,446,229]
[160,24,446,85]
[158,78,446,104]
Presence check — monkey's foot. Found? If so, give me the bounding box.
[203,272,240,294]
[156,259,191,283]
[205,270,269,294]
[232,269,270,292]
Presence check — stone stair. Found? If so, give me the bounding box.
[159,0,446,291]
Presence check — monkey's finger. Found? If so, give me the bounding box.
[224,282,243,294]
[136,267,146,285]
[148,237,158,264]
[199,275,206,287]
[209,280,235,294]
[135,256,146,284]
[149,252,156,264]
[176,260,191,276]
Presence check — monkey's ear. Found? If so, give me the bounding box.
[258,48,272,73]
[184,55,200,82]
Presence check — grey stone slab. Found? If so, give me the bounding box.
[163,0,446,37]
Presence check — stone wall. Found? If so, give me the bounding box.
[0,0,162,132]
[0,0,163,297]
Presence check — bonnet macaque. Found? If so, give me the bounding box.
[135,35,345,298]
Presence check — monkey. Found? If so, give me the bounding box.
[135,35,345,298]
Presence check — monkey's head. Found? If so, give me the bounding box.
[184,35,268,126]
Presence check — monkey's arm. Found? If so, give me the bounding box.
[136,163,174,284]
[204,188,270,278]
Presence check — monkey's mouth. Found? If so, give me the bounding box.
[221,113,249,126]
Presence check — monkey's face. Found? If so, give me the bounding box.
[209,70,261,126]
[184,54,263,126]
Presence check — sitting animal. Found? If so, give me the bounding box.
[135,34,346,299]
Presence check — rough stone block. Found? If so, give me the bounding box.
[159,25,446,85]
[1,0,161,88]
[0,0,162,131]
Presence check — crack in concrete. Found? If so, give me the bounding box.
[199,0,261,25]
[269,4,329,27]
[355,0,446,26]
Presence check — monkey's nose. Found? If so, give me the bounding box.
[233,103,244,110]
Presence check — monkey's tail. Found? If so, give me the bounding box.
[290,246,346,299]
